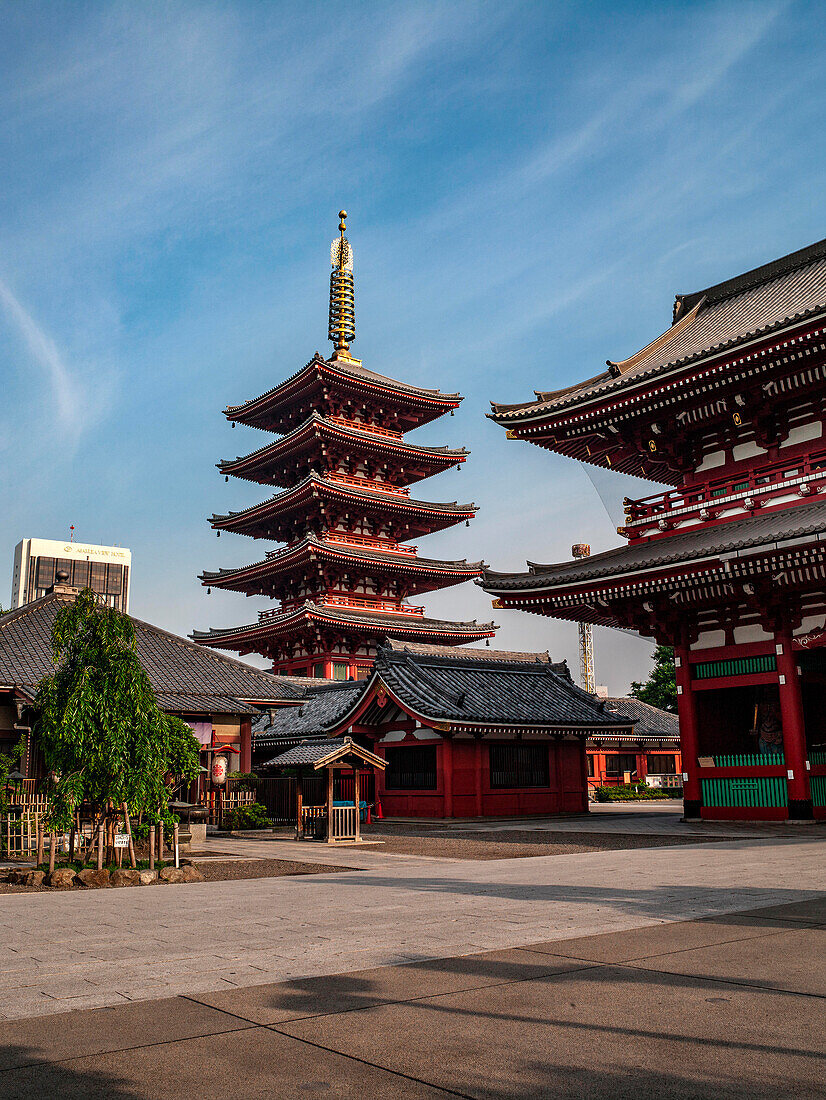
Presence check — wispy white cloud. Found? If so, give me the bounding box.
[0,275,82,432]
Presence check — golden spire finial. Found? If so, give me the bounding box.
[328,209,356,359]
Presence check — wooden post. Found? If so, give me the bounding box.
[122,803,137,869]
[326,766,334,845]
[173,823,180,868]
[48,832,56,874]
[36,820,44,867]
[158,821,164,862]
[296,773,304,840]
[97,821,104,870]
[354,769,361,842]
[149,825,155,871]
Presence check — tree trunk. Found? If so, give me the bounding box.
[122,803,137,869]
[149,825,155,871]
[48,832,56,874]
[36,820,44,867]
[97,819,104,870]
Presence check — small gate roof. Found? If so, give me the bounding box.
[263,736,385,770]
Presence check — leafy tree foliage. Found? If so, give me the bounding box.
[630,645,677,713]
[35,590,200,833]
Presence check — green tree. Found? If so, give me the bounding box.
[35,590,200,846]
[630,645,677,713]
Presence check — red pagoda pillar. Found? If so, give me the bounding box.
[674,640,702,819]
[775,623,813,819]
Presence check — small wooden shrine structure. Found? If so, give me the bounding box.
[265,736,385,844]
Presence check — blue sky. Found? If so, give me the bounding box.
[1,0,824,691]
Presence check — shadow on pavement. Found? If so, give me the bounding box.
[0,1045,144,1098]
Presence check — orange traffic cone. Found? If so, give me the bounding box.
[375,798,383,819]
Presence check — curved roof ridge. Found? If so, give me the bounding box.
[225,352,462,420]
[218,411,469,471]
[209,473,478,524]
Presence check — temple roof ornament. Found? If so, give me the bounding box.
[329,210,356,360]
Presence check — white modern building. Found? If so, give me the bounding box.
[12,538,132,612]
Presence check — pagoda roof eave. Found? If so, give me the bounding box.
[199,537,484,587]
[480,499,826,596]
[225,354,462,426]
[209,473,477,531]
[191,602,497,649]
[217,411,468,480]
[490,238,826,427]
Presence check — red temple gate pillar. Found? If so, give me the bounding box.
[442,738,453,818]
[674,641,702,819]
[240,717,252,773]
[775,625,813,819]
[474,738,483,816]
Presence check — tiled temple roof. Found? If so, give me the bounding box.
[200,537,483,587]
[227,353,462,429]
[219,412,467,484]
[209,473,477,534]
[482,499,826,593]
[599,697,679,741]
[491,237,826,423]
[0,592,303,712]
[255,641,630,749]
[192,602,496,648]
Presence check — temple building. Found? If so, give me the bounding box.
[193,213,495,678]
[482,238,826,821]
[256,640,632,818]
[0,582,303,780]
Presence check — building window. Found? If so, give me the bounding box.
[354,666,371,680]
[646,754,677,774]
[489,744,549,789]
[313,663,326,678]
[587,754,595,777]
[605,753,637,777]
[385,746,437,790]
[332,662,349,681]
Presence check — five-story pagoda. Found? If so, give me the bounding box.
[193,213,495,678]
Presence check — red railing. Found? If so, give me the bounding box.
[260,595,426,620]
[319,595,425,615]
[325,532,417,555]
[624,447,826,535]
[327,415,403,441]
[326,472,410,497]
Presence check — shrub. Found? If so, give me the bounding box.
[222,802,271,830]
[593,784,681,802]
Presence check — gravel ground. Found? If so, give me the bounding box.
[195,858,354,881]
[358,824,716,860]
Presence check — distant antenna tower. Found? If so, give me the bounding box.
[571,544,595,693]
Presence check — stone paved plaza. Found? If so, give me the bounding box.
[0,809,823,1021]
[0,808,823,1098]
